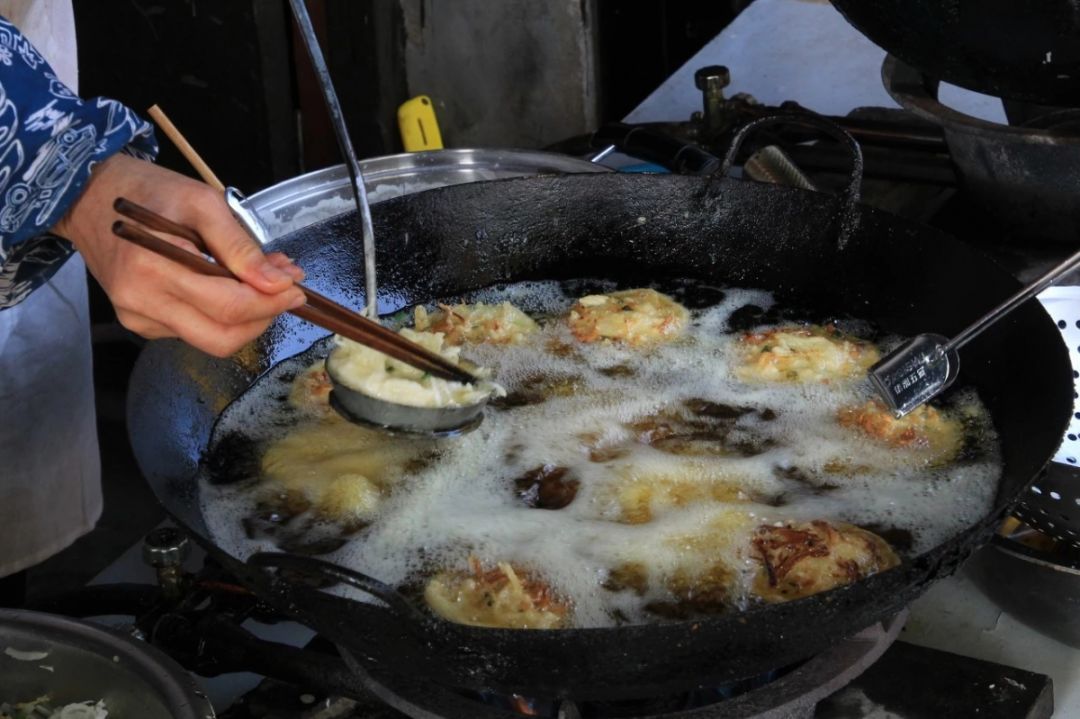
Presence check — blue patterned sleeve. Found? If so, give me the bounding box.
[0,15,158,309]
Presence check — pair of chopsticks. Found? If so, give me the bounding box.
[115,107,475,385]
[111,201,474,384]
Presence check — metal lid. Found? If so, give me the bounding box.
[0,609,215,718]
[244,148,608,242]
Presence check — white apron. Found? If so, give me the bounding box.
[0,0,102,577]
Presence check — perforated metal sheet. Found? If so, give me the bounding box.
[1016,287,1080,545]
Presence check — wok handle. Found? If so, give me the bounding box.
[247,552,426,623]
[591,122,721,175]
[719,114,865,249]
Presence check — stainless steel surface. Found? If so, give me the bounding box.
[1012,289,1080,546]
[324,350,486,437]
[289,0,378,319]
[224,186,272,247]
[1016,462,1080,547]
[589,144,617,163]
[0,609,214,718]
[967,537,1080,649]
[242,150,609,242]
[871,244,1080,415]
[869,332,957,416]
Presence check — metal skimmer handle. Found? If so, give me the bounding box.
[942,245,1080,355]
[289,0,378,319]
[871,244,1080,416]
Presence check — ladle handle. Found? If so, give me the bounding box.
[288,0,378,319]
[248,552,427,624]
[943,245,1080,354]
[719,114,864,249]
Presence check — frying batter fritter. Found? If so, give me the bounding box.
[736,325,879,383]
[414,301,539,345]
[568,288,689,346]
[836,399,963,466]
[750,520,899,602]
[424,557,571,629]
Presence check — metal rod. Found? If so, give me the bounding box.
[288,0,378,319]
[831,117,947,151]
[944,245,1080,353]
[589,144,616,163]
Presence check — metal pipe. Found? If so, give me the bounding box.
[288,0,378,319]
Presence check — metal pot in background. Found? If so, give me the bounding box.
[966,536,1080,649]
[882,55,1080,246]
[831,0,1080,106]
[0,609,214,718]
[244,148,609,240]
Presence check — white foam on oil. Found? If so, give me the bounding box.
[200,282,1001,628]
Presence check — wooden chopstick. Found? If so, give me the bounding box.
[112,198,418,362]
[137,111,472,383]
[147,105,226,191]
[110,214,476,385]
[114,198,203,247]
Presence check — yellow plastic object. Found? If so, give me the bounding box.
[398,95,444,151]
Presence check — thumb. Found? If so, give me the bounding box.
[198,208,295,294]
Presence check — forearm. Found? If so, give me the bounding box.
[0,15,157,308]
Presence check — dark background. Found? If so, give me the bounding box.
[74,0,744,191]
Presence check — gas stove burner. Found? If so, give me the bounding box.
[333,613,905,719]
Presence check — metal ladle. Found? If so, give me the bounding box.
[286,0,489,436]
[870,245,1080,416]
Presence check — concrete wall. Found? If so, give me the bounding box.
[399,0,599,149]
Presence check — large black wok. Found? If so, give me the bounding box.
[127,172,1071,701]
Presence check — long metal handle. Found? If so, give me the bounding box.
[247,552,427,623]
[719,114,864,249]
[288,0,378,319]
[944,245,1080,353]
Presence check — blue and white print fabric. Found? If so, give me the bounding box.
[0,14,158,309]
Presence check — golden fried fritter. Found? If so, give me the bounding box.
[750,520,899,602]
[836,399,963,465]
[424,558,571,629]
[605,511,752,616]
[568,288,689,346]
[735,325,879,383]
[260,420,433,522]
[602,472,754,524]
[414,301,539,345]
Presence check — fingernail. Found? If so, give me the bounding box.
[288,292,307,310]
[260,263,291,284]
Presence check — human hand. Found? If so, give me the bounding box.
[54,154,306,357]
